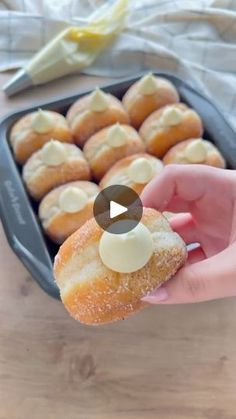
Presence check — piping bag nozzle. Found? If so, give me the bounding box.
[3,69,33,96]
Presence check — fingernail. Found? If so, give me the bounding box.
[141,287,168,303]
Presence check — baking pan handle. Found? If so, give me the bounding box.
[0,136,60,299]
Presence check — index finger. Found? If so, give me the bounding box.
[141,164,227,212]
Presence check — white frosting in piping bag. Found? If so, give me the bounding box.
[59,187,88,213]
[138,73,158,95]
[128,157,154,184]
[99,223,154,273]
[106,123,127,147]
[31,109,53,134]
[41,140,67,166]
[24,0,128,85]
[89,88,109,112]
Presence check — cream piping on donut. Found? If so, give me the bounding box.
[98,223,154,273]
[184,139,207,163]
[41,140,67,166]
[127,157,154,184]
[88,88,109,112]
[160,107,183,127]
[106,123,127,147]
[138,73,158,96]
[58,186,88,213]
[31,109,54,134]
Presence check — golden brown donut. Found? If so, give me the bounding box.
[9,109,73,164]
[100,153,163,195]
[39,181,100,244]
[23,140,91,200]
[54,208,187,325]
[66,88,129,147]
[122,73,179,129]
[83,123,145,181]
[163,138,226,168]
[139,103,203,158]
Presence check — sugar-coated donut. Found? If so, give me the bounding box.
[66,88,129,147]
[139,103,203,158]
[54,208,187,325]
[39,181,100,244]
[163,138,226,168]
[23,140,91,200]
[122,73,179,129]
[100,153,163,195]
[83,123,145,181]
[9,109,73,164]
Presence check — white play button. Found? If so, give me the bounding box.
[110,200,127,219]
[93,185,143,234]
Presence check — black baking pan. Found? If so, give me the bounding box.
[0,72,236,299]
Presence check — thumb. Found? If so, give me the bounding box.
[142,244,236,304]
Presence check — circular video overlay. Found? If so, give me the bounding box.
[93,185,143,234]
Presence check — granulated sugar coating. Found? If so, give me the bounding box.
[54,208,187,325]
[23,143,91,200]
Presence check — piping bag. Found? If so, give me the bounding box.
[3,0,128,96]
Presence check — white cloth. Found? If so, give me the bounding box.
[1,0,236,128]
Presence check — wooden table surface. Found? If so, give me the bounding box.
[0,72,236,419]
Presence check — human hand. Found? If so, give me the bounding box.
[141,164,236,304]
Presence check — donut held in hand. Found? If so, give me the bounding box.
[54,208,187,325]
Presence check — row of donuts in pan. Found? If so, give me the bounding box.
[9,73,225,245]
